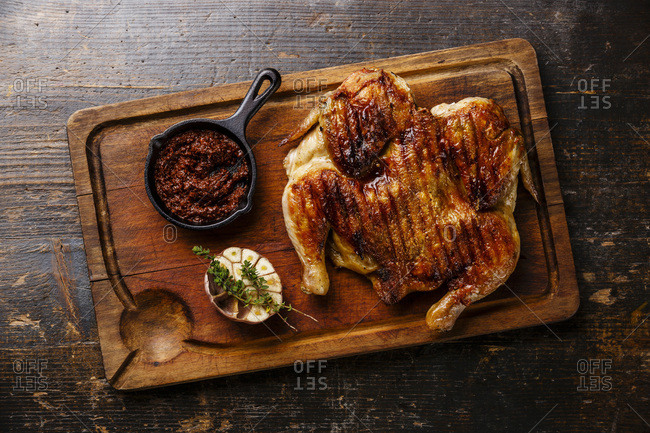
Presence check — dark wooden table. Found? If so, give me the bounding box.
[1,1,648,431]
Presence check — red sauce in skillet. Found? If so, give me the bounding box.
[154,129,250,224]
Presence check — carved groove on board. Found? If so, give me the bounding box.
[504,62,559,297]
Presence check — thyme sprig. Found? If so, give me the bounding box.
[193,246,317,325]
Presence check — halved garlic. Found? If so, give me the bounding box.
[204,247,282,324]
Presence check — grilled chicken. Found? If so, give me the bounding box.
[282,69,537,332]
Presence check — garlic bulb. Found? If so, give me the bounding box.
[204,247,282,324]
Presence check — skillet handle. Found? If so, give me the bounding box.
[227,68,281,139]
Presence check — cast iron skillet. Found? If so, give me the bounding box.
[144,68,281,230]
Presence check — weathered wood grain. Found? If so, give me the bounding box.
[1,0,647,431]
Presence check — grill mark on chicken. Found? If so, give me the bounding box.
[350,183,369,258]
[482,112,501,189]
[388,179,410,260]
[365,182,392,258]
[397,143,426,259]
[378,179,404,261]
[409,121,451,282]
[282,68,535,331]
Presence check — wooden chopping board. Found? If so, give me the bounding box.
[66,38,579,390]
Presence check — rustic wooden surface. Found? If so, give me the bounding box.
[1,0,647,431]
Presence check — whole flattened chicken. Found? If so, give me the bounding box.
[281,69,538,332]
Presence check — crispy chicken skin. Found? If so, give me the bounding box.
[282,69,537,332]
